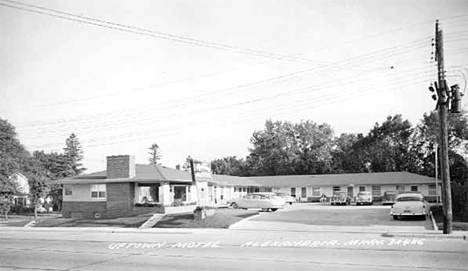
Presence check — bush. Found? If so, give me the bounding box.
[193,206,217,212]
[10,205,35,214]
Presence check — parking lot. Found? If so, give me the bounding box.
[236,203,433,230]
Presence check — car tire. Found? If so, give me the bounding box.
[231,203,238,209]
[331,202,334,206]
[357,203,360,206]
[289,202,293,205]
[270,208,278,212]
[421,215,426,220]
[393,215,398,220]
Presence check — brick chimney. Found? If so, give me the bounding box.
[106,155,136,179]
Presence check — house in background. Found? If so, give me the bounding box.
[50,154,440,219]
[9,172,31,207]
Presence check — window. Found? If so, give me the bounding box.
[333,186,341,192]
[254,187,260,192]
[312,187,321,197]
[64,185,73,196]
[234,187,237,192]
[359,186,366,192]
[372,186,381,197]
[428,184,436,196]
[301,187,307,198]
[91,184,106,199]
[411,186,418,192]
[396,185,405,192]
[291,187,296,196]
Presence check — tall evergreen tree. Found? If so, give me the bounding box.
[148,143,162,165]
[63,133,86,175]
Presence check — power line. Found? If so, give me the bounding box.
[0,0,329,66]
[29,74,433,150]
[1,0,435,111]
[24,69,434,147]
[18,59,434,137]
[17,37,432,129]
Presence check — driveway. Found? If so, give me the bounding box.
[230,203,433,232]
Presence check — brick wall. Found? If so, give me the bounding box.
[106,183,133,218]
[106,155,135,179]
[62,201,107,219]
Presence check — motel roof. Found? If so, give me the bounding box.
[249,172,436,187]
[49,164,435,188]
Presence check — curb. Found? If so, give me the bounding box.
[386,232,467,240]
[0,226,204,234]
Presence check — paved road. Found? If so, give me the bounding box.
[1,226,467,271]
[232,203,432,232]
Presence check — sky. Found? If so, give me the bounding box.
[1,0,467,173]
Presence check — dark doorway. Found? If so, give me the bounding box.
[347,186,354,198]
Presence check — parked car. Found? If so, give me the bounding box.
[390,193,429,220]
[355,191,373,205]
[331,192,351,205]
[382,191,398,205]
[227,193,285,211]
[275,192,296,205]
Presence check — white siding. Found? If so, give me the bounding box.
[63,184,105,202]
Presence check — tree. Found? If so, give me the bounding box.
[331,133,361,173]
[210,156,250,176]
[33,151,73,211]
[24,156,50,220]
[148,143,162,165]
[0,118,30,219]
[247,120,335,176]
[413,111,468,221]
[63,133,86,175]
[0,178,17,220]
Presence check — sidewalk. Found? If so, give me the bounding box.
[229,219,467,239]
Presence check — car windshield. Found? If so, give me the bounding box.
[357,192,370,196]
[397,197,423,202]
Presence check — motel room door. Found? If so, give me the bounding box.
[347,186,354,198]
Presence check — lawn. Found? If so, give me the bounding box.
[0,213,61,227]
[34,213,154,228]
[154,208,258,229]
[431,205,468,231]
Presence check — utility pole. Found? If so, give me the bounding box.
[434,20,453,234]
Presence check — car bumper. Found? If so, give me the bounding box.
[390,210,427,216]
[356,200,372,204]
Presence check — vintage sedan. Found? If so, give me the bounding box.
[390,193,429,220]
[275,192,296,205]
[382,191,398,205]
[228,193,285,211]
[355,191,373,205]
[331,192,351,205]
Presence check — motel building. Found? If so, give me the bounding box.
[50,155,441,219]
